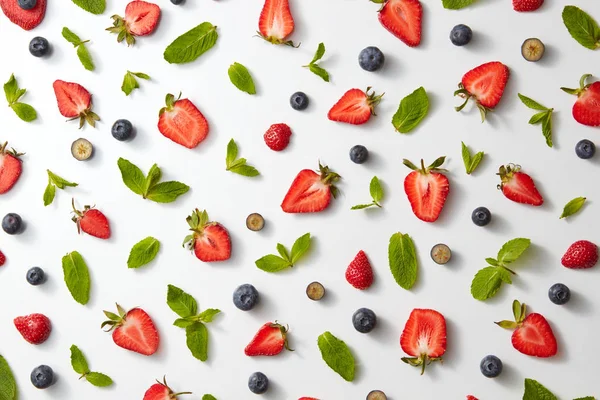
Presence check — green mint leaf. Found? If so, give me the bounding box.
[560,196,586,219]
[62,251,91,305]
[11,102,37,122]
[369,176,383,204]
[523,378,558,400]
[76,45,94,71]
[308,64,330,82]
[391,87,429,133]
[164,22,218,64]
[0,355,17,400]
[71,0,105,14]
[497,238,531,265]
[48,170,78,189]
[310,42,325,64]
[442,0,476,10]
[541,111,553,147]
[276,243,290,262]
[573,397,596,400]
[173,318,195,328]
[562,6,600,50]
[186,322,209,361]
[317,331,355,382]
[518,94,548,111]
[4,75,35,121]
[43,182,56,206]
[388,232,418,290]
[122,71,144,96]
[255,254,292,273]
[85,372,113,387]
[144,164,162,193]
[198,308,221,323]
[461,142,471,172]
[145,181,190,203]
[225,139,260,177]
[3,74,19,104]
[486,257,500,266]
[167,284,198,318]
[351,203,376,210]
[117,157,146,196]
[529,111,547,125]
[469,151,484,174]
[471,266,512,301]
[226,138,238,167]
[70,344,90,375]
[202,395,217,400]
[127,236,160,269]
[132,72,150,80]
[512,299,523,322]
[290,233,311,264]
[62,27,82,44]
[228,62,256,95]
[228,164,260,177]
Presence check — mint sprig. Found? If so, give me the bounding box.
[0,354,17,400]
[70,345,113,387]
[117,158,189,203]
[303,43,330,82]
[62,251,91,305]
[317,331,355,382]
[518,94,554,147]
[461,142,484,175]
[121,71,150,96]
[255,233,311,272]
[4,74,37,122]
[164,22,218,64]
[562,5,600,50]
[225,139,259,177]
[127,236,160,268]
[62,27,95,71]
[391,87,429,133]
[44,169,78,206]
[228,63,256,95]
[351,176,384,209]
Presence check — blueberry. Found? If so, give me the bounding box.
[30,365,54,389]
[233,284,259,311]
[170,0,184,4]
[27,267,45,286]
[480,355,503,378]
[576,139,595,159]
[2,213,22,235]
[18,0,36,10]
[450,24,472,46]
[290,92,309,110]
[29,37,49,57]
[111,119,133,141]
[350,145,369,164]
[548,283,570,305]
[352,308,377,333]
[471,207,491,226]
[248,372,269,394]
[358,46,385,72]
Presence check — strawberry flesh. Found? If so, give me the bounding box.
[14,313,51,344]
[112,308,159,356]
[281,164,340,213]
[258,0,295,45]
[77,208,111,239]
[328,88,383,125]
[158,98,209,149]
[143,384,171,400]
[378,0,422,47]
[403,157,449,222]
[400,309,446,374]
[0,0,46,30]
[461,62,509,109]
[193,223,231,262]
[52,80,99,128]
[345,250,374,290]
[0,143,22,195]
[245,322,290,356]
[512,313,557,358]
[125,0,160,36]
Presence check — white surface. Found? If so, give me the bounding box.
[1,0,599,399]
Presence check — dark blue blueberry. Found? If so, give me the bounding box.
[29,37,49,57]
[471,207,491,227]
[349,145,369,164]
[576,139,595,159]
[30,365,54,389]
[248,372,268,394]
[480,355,503,378]
[2,213,22,235]
[352,308,377,333]
[171,0,184,4]
[233,284,259,311]
[290,91,309,110]
[27,267,45,286]
[548,283,570,305]
[18,0,36,10]
[111,119,134,141]
[358,46,385,72]
[450,24,472,46]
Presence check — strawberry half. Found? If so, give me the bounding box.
[400,309,447,375]
[561,240,598,269]
[0,0,46,30]
[345,250,374,290]
[403,157,449,222]
[0,250,5,267]
[257,0,296,46]
[102,304,159,356]
[496,300,557,358]
[0,141,23,195]
[183,209,231,262]
[497,164,543,206]
[455,61,509,121]
[513,0,543,12]
[467,396,479,400]
[14,313,51,345]
[244,322,292,356]
[328,87,383,125]
[107,0,160,46]
[158,93,209,149]
[561,74,600,127]
[143,376,191,400]
[378,0,422,47]
[281,163,341,213]
[72,199,111,239]
[52,80,100,128]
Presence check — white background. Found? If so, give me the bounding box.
[0,0,599,399]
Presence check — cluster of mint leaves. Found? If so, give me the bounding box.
[226,139,259,177]
[255,233,311,272]
[351,176,384,210]
[122,71,150,96]
[43,170,78,206]
[518,94,554,147]
[62,27,95,71]
[461,142,484,175]
[70,345,113,387]
[118,158,189,203]
[4,74,36,122]
[304,43,329,82]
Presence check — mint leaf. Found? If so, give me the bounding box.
[310,42,326,64]
[471,266,512,300]
[257,234,311,272]
[43,183,56,206]
[317,331,355,382]
[486,257,500,266]
[228,164,260,177]
[85,372,113,387]
[0,354,17,400]
[442,0,476,10]
[388,232,417,290]
[127,237,160,268]
[198,308,221,323]
[255,254,291,272]
[350,203,376,210]
[186,322,209,361]
[461,142,484,175]
[276,243,290,262]
[121,71,150,96]
[4,74,36,122]
[541,111,553,147]
[118,158,189,202]
[76,45,94,71]
[3,74,20,104]
[11,102,37,121]
[308,64,329,82]
[146,181,190,203]
[203,395,217,400]
[497,238,531,265]
[290,233,311,264]
[167,284,198,318]
[48,170,78,189]
[369,176,383,204]
[560,196,586,219]
[562,6,600,50]
[173,318,195,328]
[62,27,82,44]
[518,94,553,147]
[70,344,89,374]
[225,139,260,177]
[392,87,429,133]
[523,378,558,400]
[228,62,256,95]
[164,22,218,64]
[118,157,146,195]
[574,397,596,400]
[62,251,91,305]
[518,93,548,110]
[144,164,161,192]
[71,0,105,14]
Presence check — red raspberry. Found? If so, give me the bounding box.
[264,123,292,151]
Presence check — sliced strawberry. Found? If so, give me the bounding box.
[52,80,100,128]
[0,142,23,195]
[72,200,111,239]
[455,61,509,121]
[327,87,383,125]
[158,94,209,149]
[403,157,449,222]
[378,0,422,47]
[107,0,160,46]
[0,250,5,266]
[497,164,543,206]
[143,376,191,400]
[345,250,374,290]
[102,304,159,356]
[466,396,479,400]
[281,163,341,213]
[513,0,543,12]
[184,209,231,262]
[400,308,447,374]
[245,322,291,356]
[14,313,51,344]
[561,74,600,127]
[0,0,46,30]
[258,0,295,46]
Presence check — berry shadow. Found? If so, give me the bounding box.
[493,361,522,388]
[564,288,595,316]
[263,378,288,400]
[374,52,402,80]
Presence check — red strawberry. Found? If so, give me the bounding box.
[561,240,598,269]
[72,199,111,239]
[455,61,509,121]
[245,322,292,356]
[143,376,191,400]
[513,0,543,12]
[107,0,160,46]
[184,209,231,262]
[378,0,422,47]
[0,250,5,266]
[52,80,100,128]
[400,308,447,374]
[0,0,46,30]
[0,142,23,195]
[258,0,296,46]
[328,87,383,125]
[264,123,292,151]
[14,313,51,344]
[281,163,341,213]
[496,300,557,358]
[497,164,543,206]
[158,93,209,149]
[102,304,159,356]
[467,396,479,400]
[299,398,319,400]
[345,250,374,290]
[561,74,600,127]
[403,157,449,222]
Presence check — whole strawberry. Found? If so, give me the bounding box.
[513,0,543,12]
[14,313,51,344]
[102,304,159,356]
[143,376,191,400]
[0,141,23,195]
[183,209,231,262]
[497,164,543,206]
[53,80,100,128]
[561,240,598,269]
[264,123,292,151]
[345,250,373,290]
[107,0,160,46]
[245,322,292,356]
[72,199,111,239]
[328,87,383,125]
[561,74,600,127]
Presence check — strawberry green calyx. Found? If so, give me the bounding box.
[496,163,521,191]
[256,31,299,48]
[403,156,447,174]
[454,83,491,122]
[183,209,212,248]
[560,73,593,96]
[401,353,443,375]
[106,15,136,46]
[159,92,182,117]
[100,303,129,332]
[155,376,192,398]
[365,87,385,116]
[0,142,24,158]
[495,299,527,330]
[317,162,341,198]
[67,104,100,129]
[271,321,294,352]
